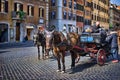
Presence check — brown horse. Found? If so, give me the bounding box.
[67,32,81,68]
[50,31,72,73]
[33,31,46,60]
[47,31,81,73]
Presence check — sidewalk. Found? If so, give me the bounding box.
[0,40,34,49]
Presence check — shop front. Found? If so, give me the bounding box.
[26,25,34,40]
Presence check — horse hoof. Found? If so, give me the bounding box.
[56,70,61,72]
[61,71,65,74]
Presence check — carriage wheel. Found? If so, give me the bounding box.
[97,49,106,66]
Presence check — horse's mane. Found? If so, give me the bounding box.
[52,31,62,45]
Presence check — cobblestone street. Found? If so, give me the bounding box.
[0,41,120,80]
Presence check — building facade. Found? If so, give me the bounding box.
[49,0,76,32]
[0,0,49,42]
[76,0,84,33]
[109,4,120,28]
[91,0,109,29]
[84,0,92,27]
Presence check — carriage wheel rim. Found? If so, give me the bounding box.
[97,49,106,65]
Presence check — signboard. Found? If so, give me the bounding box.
[39,19,44,24]
[26,26,34,29]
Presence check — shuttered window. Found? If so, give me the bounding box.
[14,3,23,11]
[31,7,34,16]
[5,1,8,13]
[27,5,34,16]
[39,8,44,18]
[0,0,1,12]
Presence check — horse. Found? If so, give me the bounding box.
[49,31,72,73]
[33,31,46,60]
[67,32,81,68]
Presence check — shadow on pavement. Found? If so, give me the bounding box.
[0,41,34,49]
[0,50,10,54]
[67,61,96,74]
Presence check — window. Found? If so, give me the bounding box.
[68,12,72,20]
[77,16,83,22]
[69,2,72,8]
[63,0,67,6]
[0,0,8,13]
[51,11,56,19]
[77,4,84,11]
[74,3,77,9]
[39,8,44,18]
[84,19,91,25]
[14,2,23,11]
[63,11,67,19]
[85,10,91,16]
[27,5,34,16]
[51,0,55,6]
[73,14,76,20]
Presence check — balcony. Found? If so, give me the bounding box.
[0,12,8,20]
[11,11,26,20]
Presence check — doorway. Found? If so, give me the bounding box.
[0,24,8,43]
[16,22,20,41]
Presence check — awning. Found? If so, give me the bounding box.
[26,26,34,29]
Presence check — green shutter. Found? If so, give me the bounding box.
[27,6,29,15]
[14,3,17,11]
[32,7,34,16]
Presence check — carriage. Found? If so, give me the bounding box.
[72,33,110,66]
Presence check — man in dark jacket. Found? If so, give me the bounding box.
[106,27,119,63]
[93,22,101,33]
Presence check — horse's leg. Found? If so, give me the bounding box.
[56,54,61,72]
[70,50,76,68]
[61,51,66,73]
[37,45,40,60]
[75,54,80,63]
[45,49,50,59]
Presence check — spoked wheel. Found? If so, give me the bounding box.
[97,49,106,66]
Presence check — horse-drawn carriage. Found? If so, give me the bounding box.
[72,33,110,66]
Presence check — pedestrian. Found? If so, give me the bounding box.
[106,27,119,63]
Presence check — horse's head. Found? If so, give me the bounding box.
[45,30,54,49]
[52,31,62,45]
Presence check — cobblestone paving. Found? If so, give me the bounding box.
[0,41,120,80]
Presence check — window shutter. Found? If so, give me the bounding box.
[5,1,8,13]
[14,3,17,11]
[39,8,40,17]
[0,0,1,12]
[32,7,34,16]
[20,4,23,11]
[27,6,29,15]
[42,8,44,17]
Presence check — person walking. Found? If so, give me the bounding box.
[106,27,119,63]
